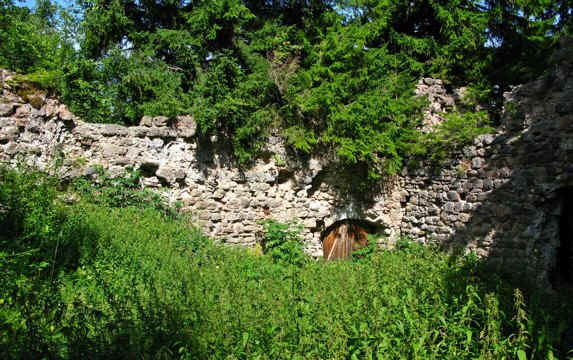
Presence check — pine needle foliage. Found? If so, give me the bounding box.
[1,0,571,174]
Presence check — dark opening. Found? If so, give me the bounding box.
[555,188,573,285]
[277,168,293,184]
[321,219,383,260]
[139,161,159,177]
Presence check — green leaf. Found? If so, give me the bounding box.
[242,332,249,349]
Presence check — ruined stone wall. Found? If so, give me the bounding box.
[1,37,571,282]
[0,70,406,257]
[399,38,573,282]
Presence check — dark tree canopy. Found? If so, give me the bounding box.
[1,0,570,176]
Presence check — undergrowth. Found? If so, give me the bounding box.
[1,166,572,359]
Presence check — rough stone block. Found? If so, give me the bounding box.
[240,198,251,208]
[212,189,226,200]
[100,143,127,158]
[74,124,97,139]
[57,105,74,121]
[446,191,460,201]
[142,176,161,187]
[0,103,15,117]
[42,102,58,118]
[175,115,197,138]
[0,125,19,140]
[99,124,128,137]
[471,157,485,169]
[153,116,169,127]
[140,116,153,127]
[156,165,186,184]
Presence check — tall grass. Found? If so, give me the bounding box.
[1,167,572,359]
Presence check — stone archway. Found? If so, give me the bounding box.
[321,219,381,260]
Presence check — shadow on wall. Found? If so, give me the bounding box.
[435,48,573,288]
[554,187,573,285]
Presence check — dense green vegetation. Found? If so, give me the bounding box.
[1,166,572,359]
[2,2,572,358]
[1,0,571,177]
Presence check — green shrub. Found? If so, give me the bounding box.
[351,233,381,263]
[1,167,572,359]
[0,166,208,357]
[71,167,180,218]
[418,110,493,163]
[259,218,307,266]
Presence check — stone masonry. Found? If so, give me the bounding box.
[1,37,572,284]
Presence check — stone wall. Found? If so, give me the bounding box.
[399,37,573,283]
[1,37,572,283]
[0,69,408,256]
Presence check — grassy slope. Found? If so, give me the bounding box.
[0,168,572,359]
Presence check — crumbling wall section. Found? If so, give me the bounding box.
[398,38,573,282]
[0,70,405,257]
[1,37,572,283]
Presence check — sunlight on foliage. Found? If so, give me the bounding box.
[1,0,569,176]
[1,167,572,358]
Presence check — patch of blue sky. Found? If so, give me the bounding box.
[16,0,74,9]
[333,3,364,24]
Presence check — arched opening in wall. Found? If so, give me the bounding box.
[554,188,573,286]
[321,219,383,260]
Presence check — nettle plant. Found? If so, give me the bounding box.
[258,219,307,266]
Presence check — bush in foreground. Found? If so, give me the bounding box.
[1,167,572,359]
